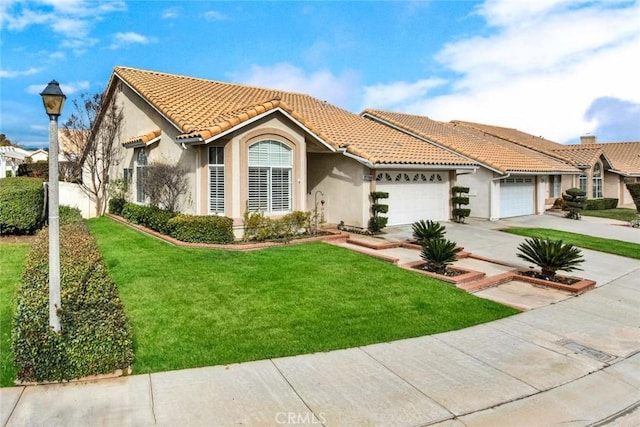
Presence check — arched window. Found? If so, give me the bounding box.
[248,140,292,213]
[135,148,148,203]
[592,163,603,198]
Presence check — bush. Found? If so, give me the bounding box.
[169,214,235,244]
[627,183,640,213]
[585,198,619,210]
[369,192,389,233]
[0,177,45,235]
[59,205,83,225]
[419,238,462,275]
[17,163,48,179]
[516,237,584,280]
[108,197,126,215]
[412,219,446,245]
[368,216,388,233]
[12,222,133,382]
[562,188,587,220]
[243,209,312,242]
[121,203,176,235]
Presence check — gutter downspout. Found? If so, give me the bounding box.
[489,173,510,221]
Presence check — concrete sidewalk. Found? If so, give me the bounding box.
[2,214,640,426]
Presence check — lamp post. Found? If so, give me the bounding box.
[40,80,66,332]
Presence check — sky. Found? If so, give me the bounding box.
[1,0,639,149]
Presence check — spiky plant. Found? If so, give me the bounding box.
[412,220,446,245]
[420,238,461,275]
[516,237,584,279]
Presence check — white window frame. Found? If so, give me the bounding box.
[579,174,588,193]
[135,148,148,204]
[208,146,225,214]
[247,140,292,213]
[549,175,561,198]
[592,163,603,198]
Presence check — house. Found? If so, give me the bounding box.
[362,110,581,220]
[451,122,640,207]
[97,67,478,231]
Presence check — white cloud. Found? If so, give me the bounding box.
[231,63,361,108]
[366,0,640,143]
[204,10,228,21]
[109,32,156,50]
[0,67,41,78]
[162,7,180,19]
[362,79,446,110]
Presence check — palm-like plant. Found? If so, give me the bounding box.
[420,238,461,275]
[516,237,584,280]
[412,220,446,245]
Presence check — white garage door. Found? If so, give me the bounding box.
[376,171,449,226]
[500,177,534,218]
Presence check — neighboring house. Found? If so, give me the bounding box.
[362,110,580,220]
[28,148,49,163]
[452,122,640,206]
[96,67,478,231]
[0,146,29,178]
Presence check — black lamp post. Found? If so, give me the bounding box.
[40,80,66,332]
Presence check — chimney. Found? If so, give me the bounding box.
[581,135,597,144]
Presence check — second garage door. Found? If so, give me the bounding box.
[500,177,535,218]
[376,171,449,226]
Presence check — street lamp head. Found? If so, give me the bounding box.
[40,80,66,118]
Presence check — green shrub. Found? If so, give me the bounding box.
[121,203,176,234]
[412,219,446,245]
[419,238,462,275]
[585,198,618,210]
[12,222,133,383]
[0,177,45,235]
[562,188,587,220]
[108,197,126,215]
[169,214,235,244]
[367,216,388,233]
[627,183,640,213]
[243,209,311,242]
[452,186,471,223]
[516,237,584,280]
[59,205,83,225]
[17,163,48,179]
[369,192,389,233]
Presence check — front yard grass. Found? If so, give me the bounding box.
[88,217,518,375]
[581,208,639,222]
[0,242,30,387]
[504,228,640,260]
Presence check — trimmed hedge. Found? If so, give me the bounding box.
[585,198,618,210]
[0,177,45,235]
[108,197,126,215]
[121,203,177,235]
[59,205,83,225]
[168,214,235,244]
[12,221,133,383]
[627,183,640,213]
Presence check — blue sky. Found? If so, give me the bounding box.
[1,0,639,149]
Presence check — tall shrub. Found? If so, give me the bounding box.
[12,222,133,383]
[627,182,640,213]
[368,191,389,233]
[562,187,587,220]
[0,177,45,235]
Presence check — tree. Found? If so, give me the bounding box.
[62,91,123,216]
[626,182,640,213]
[562,187,587,220]
[142,161,189,212]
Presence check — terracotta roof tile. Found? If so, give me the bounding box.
[123,129,162,147]
[586,141,640,175]
[113,67,474,167]
[363,110,579,174]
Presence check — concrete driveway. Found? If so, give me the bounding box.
[2,213,639,426]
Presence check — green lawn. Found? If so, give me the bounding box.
[581,208,639,222]
[88,217,518,375]
[504,228,640,259]
[0,242,30,387]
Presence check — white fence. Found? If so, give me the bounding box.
[59,182,97,218]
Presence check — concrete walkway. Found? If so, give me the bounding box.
[2,214,640,426]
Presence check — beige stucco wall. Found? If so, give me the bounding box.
[307,153,369,228]
[456,167,492,219]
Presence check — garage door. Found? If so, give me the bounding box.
[376,171,449,226]
[500,177,534,218]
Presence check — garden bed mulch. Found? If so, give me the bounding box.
[106,214,348,250]
[459,269,596,294]
[400,260,486,285]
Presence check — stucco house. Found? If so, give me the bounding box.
[99,67,480,231]
[362,110,581,220]
[451,122,640,207]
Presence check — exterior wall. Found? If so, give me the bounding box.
[603,171,620,204]
[456,167,493,219]
[59,182,96,218]
[196,115,307,223]
[307,153,369,228]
